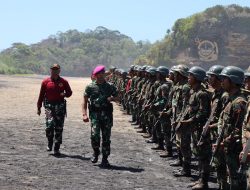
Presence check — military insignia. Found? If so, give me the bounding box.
[58,83,63,87]
[195,38,218,62]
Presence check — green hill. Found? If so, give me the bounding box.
[0,26,151,76]
[136,4,250,70]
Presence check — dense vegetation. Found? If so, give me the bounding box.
[0,26,151,76]
[1,4,250,75]
[135,4,250,69]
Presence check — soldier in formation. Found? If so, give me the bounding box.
[108,64,250,190]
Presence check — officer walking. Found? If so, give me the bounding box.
[37,64,72,156]
[82,65,118,167]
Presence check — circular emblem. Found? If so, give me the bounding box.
[58,83,63,87]
[197,40,218,62]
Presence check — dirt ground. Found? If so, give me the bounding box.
[0,75,218,190]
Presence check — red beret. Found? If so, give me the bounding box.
[93,65,105,75]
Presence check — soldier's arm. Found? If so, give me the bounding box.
[37,80,46,115]
[242,104,250,149]
[108,84,119,102]
[193,92,210,123]
[82,96,88,116]
[64,80,72,98]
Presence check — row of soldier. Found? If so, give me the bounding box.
[106,64,250,190]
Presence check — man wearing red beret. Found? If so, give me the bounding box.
[82,65,118,167]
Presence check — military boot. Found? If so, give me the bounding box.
[159,147,173,158]
[47,140,53,151]
[170,151,183,166]
[151,140,164,150]
[187,179,200,188]
[100,156,111,168]
[91,149,100,163]
[191,179,208,190]
[218,181,229,190]
[146,137,156,143]
[173,162,191,177]
[54,143,61,156]
[142,133,151,138]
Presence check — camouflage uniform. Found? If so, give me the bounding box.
[243,95,250,190]
[84,81,118,158]
[44,100,67,147]
[189,85,211,184]
[175,82,191,166]
[216,90,246,189]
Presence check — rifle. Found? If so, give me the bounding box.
[209,124,225,166]
[170,106,177,141]
[170,107,189,142]
[197,100,219,146]
[238,139,250,180]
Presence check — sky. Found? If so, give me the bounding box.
[1,0,250,51]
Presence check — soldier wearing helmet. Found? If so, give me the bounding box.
[174,66,211,188]
[215,66,247,190]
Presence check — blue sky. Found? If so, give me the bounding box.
[0,0,250,50]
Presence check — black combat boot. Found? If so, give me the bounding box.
[100,156,110,168]
[91,149,100,163]
[54,143,61,156]
[47,140,53,151]
[159,146,173,158]
[170,150,183,166]
[151,139,164,150]
[173,162,191,177]
[146,137,156,143]
[142,133,152,138]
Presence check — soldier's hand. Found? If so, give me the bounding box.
[37,108,41,116]
[60,92,65,97]
[180,120,190,127]
[83,114,89,122]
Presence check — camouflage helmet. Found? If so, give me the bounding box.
[156,66,169,77]
[172,64,189,77]
[245,66,250,78]
[188,66,206,82]
[135,65,141,71]
[130,65,135,71]
[206,65,224,77]
[138,66,144,72]
[122,70,128,76]
[109,66,116,70]
[169,65,177,74]
[148,67,157,76]
[141,65,148,71]
[220,66,245,85]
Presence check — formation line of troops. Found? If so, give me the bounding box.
[36,63,250,189]
[106,64,250,190]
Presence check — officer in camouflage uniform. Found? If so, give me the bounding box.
[37,64,72,156]
[214,66,247,190]
[82,65,118,167]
